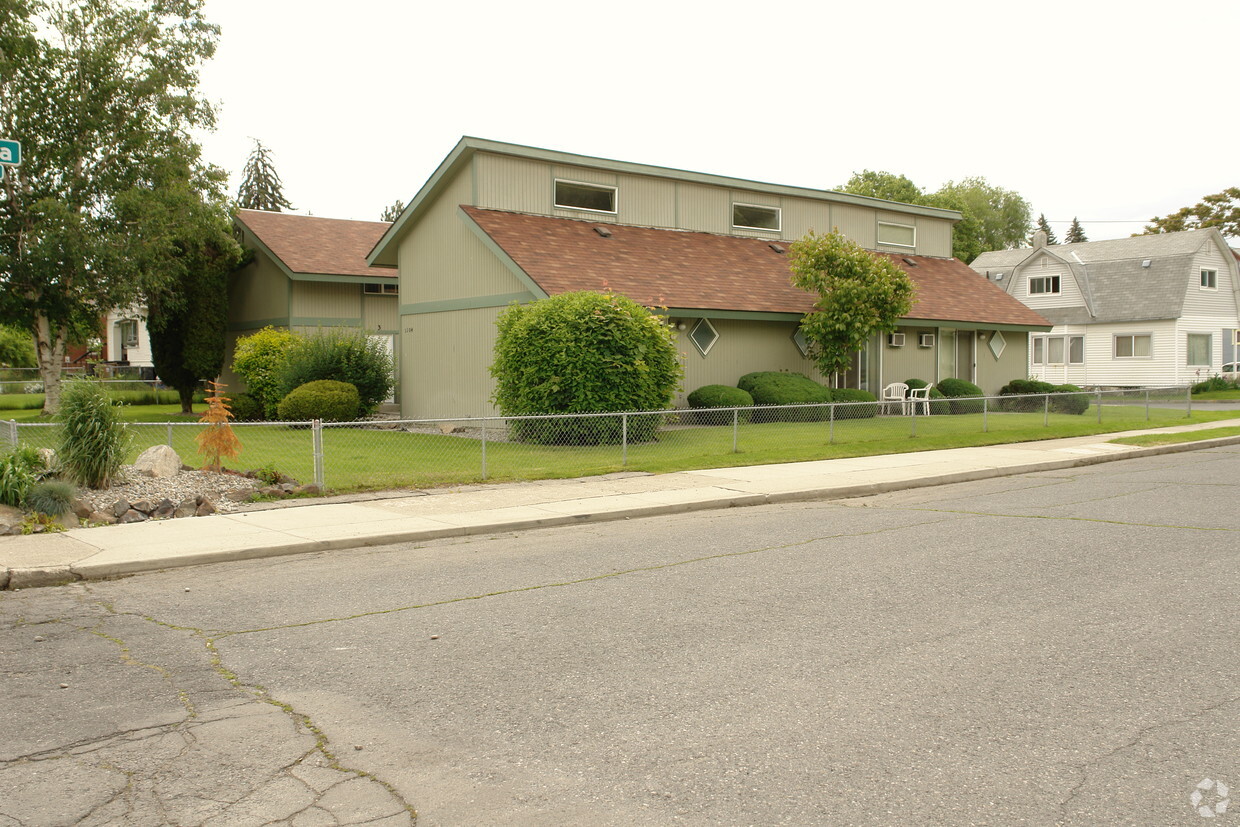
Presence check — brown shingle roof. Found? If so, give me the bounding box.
[236,209,394,278]
[462,207,1049,327]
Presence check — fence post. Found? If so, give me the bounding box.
[829,403,835,444]
[3,419,15,447]
[312,419,325,487]
[1043,394,1049,427]
[1145,388,1150,421]
[622,413,628,467]
[910,400,917,438]
[1186,385,1192,418]
[167,422,173,447]
[982,397,988,433]
[1096,389,1102,423]
[732,408,739,454]
[481,418,488,481]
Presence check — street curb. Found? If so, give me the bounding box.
[3,435,1238,589]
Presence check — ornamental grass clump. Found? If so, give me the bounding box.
[196,381,242,472]
[58,378,130,488]
[25,480,75,517]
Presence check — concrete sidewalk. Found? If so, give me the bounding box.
[4,418,1239,589]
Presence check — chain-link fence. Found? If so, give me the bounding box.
[0,386,1208,492]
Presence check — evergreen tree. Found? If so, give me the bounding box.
[1064,217,1088,244]
[237,139,294,212]
[380,200,405,222]
[1033,214,1058,245]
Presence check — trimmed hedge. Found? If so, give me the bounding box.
[737,372,832,422]
[687,385,754,425]
[1050,384,1090,415]
[998,379,1056,411]
[229,392,265,422]
[277,329,394,417]
[935,378,985,414]
[276,380,360,422]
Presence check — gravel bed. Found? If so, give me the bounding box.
[76,466,258,514]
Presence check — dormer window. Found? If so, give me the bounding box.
[877,222,916,248]
[554,180,617,214]
[1028,275,1061,295]
[1201,269,1218,289]
[732,203,780,232]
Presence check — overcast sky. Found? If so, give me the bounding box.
[196,0,1238,242]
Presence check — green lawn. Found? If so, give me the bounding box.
[1190,389,1240,401]
[1111,425,1240,447]
[5,401,1235,492]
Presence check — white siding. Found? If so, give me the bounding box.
[1178,240,1240,378]
[1012,255,1082,310]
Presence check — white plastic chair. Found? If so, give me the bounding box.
[881,382,910,415]
[908,384,933,416]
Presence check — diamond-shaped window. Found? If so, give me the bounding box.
[988,330,1007,359]
[690,318,719,356]
[793,328,809,357]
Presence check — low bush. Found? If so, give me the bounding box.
[737,372,832,422]
[1192,375,1236,394]
[830,387,879,418]
[276,380,360,422]
[998,378,1056,411]
[230,392,265,422]
[1050,384,1090,415]
[686,385,754,425]
[233,326,303,418]
[936,378,985,414]
[25,480,76,517]
[58,378,130,488]
[277,329,394,417]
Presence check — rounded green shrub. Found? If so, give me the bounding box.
[26,480,76,517]
[276,380,360,422]
[737,371,832,421]
[229,392,265,422]
[1050,384,1090,415]
[491,291,681,445]
[829,387,879,418]
[57,378,130,488]
[998,379,1057,412]
[232,326,303,418]
[687,385,754,425]
[936,378,985,414]
[277,329,394,417]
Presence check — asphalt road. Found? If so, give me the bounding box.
[2,446,1238,825]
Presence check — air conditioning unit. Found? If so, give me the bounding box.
[887,332,905,347]
[919,333,935,348]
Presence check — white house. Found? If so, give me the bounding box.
[970,229,1240,386]
[103,305,153,370]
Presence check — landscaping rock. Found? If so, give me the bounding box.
[151,499,176,519]
[173,498,198,519]
[111,499,132,519]
[88,510,117,525]
[118,509,147,524]
[279,482,297,493]
[71,499,92,519]
[225,488,255,502]
[133,445,183,479]
[438,423,465,435]
[194,499,217,517]
[36,448,56,470]
[130,498,155,515]
[292,484,322,496]
[258,486,283,498]
[0,504,25,531]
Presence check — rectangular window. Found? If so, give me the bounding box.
[1201,269,1218,289]
[1029,276,1061,295]
[120,320,138,347]
[554,179,617,213]
[1187,333,1211,366]
[877,222,916,247]
[732,202,780,231]
[1032,336,1044,365]
[1068,335,1084,364]
[1046,337,1065,364]
[363,283,398,295]
[1114,334,1152,358]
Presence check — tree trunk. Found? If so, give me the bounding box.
[179,384,194,415]
[34,314,67,416]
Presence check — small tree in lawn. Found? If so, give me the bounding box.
[788,230,916,380]
[195,381,241,472]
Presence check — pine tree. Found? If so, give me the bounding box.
[237,139,294,212]
[1065,217,1088,244]
[1033,213,1058,245]
[380,200,405,222]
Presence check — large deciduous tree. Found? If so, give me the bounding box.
[788,230,915,378]
[237,139,294,212]
[1142,188,1240,238]
[836,170,924,205]
[0,0,224,413]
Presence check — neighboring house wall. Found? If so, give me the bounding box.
[221,249,291,391]
[104,306,153,368]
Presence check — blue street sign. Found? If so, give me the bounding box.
[0,140,21,166]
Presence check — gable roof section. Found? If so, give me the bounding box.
[235,210,394,280]
[461,207,1050,329]
[971,229,1235,324]
[369,137,963,267]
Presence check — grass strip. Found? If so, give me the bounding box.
[1109,426,1240,447]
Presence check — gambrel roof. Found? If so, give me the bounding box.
[462,207,1050,329]
[970,229,1237,324]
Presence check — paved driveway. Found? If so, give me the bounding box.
[3,446,1238,825]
